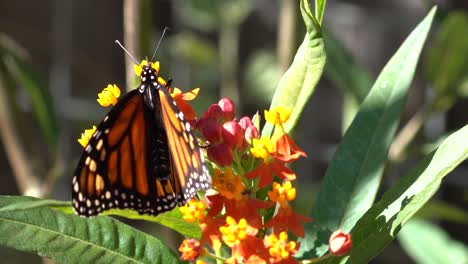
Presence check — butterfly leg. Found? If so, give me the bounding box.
[165,78,173,88]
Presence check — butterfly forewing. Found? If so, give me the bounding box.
[73,91,156,216]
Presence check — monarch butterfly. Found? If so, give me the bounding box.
[71,60,211,217]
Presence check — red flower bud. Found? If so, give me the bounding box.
[207,143,233,166]
[238,116,253,130]
[203,104,224,120]
[222,121,245,148]
[218,97,235,121]
[244,125,259,143]
[197,117,222,143]
[329,229,352,256]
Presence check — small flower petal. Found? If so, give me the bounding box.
[197,117,222,143]
[245,125,260,143]
[218,97,236,121]
[179,198,206,223]
[203,104,224,121]
[222,121,245,148]
[264,232,299,263]
[207,143,233,166]
[265,106,291,125]
[78,126,97,147]
[250,136,274,161]
[97,84,121,107]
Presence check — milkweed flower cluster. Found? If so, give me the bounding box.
[179,101,313,263]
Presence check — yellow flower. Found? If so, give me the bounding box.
[134,60,160,76]
[268,181,296,208]
[179,198,206,223]
[212,168,244,200]
[250,136,275,161]
[264,106,291,125]
[264,232,298,261]
[78,126,97,147]
[97,84,121,107]
[219,217,258,247]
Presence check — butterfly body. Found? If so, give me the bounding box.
[72,63,210,217]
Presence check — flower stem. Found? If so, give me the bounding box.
[208,248,226,264]
[301,253,333,263]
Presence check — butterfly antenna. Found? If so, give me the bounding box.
[115,40,139,64]
[151,27,170,61]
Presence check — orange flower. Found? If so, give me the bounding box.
[265,181,312,237]
[220,217,267,262]
[268,181,296,208]
[206,192,273,229]
[171,87,199,122]
[212,168,244,200]
[247,133,306,188]
[220,217,258,247]
[199,216,224,251]
[264,232,299,264]
[179,198,206,223]
[224,195,273,229]
[245,159,296,188]
[179,239,204,261]
[274,133,307,162]
[265,206,312,238]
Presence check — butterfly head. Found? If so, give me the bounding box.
[140,64,158,85]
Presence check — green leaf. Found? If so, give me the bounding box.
[323,31,373,131]
[0,199,69,212]
[314,0,327,25]
[423,11,468,110]
[416,201,468,224]
[323,123,468,263]
[243,50,281,104]
[262,0,326,136]
[0,196,182,263]
[297,7,437,258]
[0,198,200,238]
[398,219,468,264]
[324,31,373,103]
[104,209,201,239]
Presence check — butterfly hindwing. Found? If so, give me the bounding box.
[158,85,211,206]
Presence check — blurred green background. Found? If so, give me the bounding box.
[0,0,466,263]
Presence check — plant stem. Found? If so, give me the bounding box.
[123,0,141,92]
[0,72,41,197]
[219,18,240,110]
[389,102,432,161]
[302,253,333,263]
[277,0,296,73]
